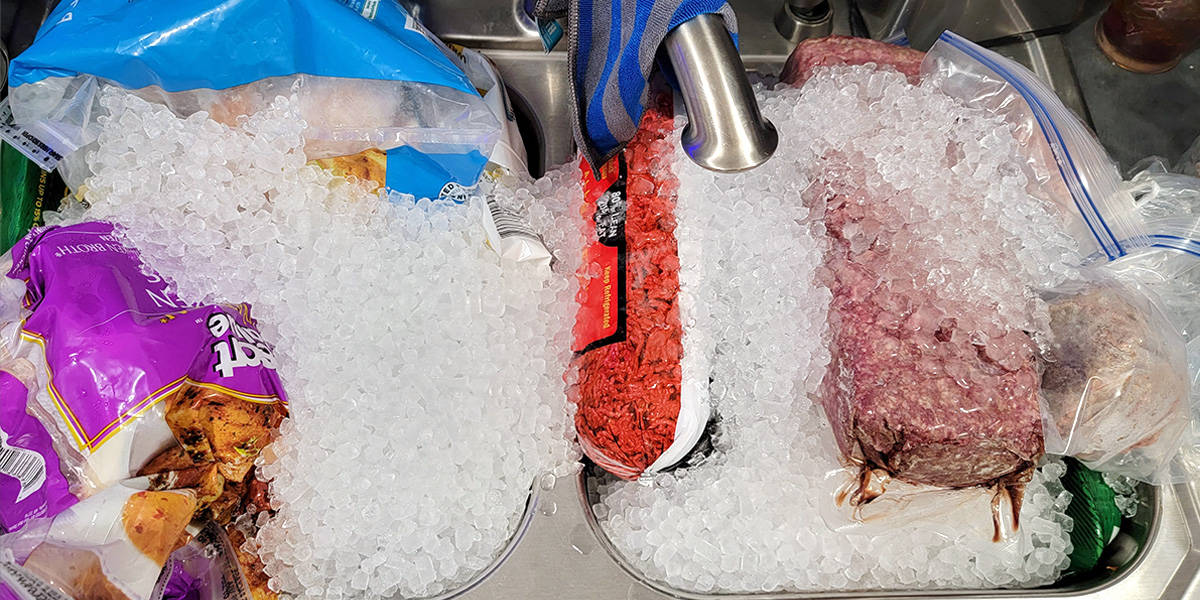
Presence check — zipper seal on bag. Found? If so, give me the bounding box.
[938,32,1125,261]
[1149,234,1200,258]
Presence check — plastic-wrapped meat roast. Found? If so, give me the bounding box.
[781,36,925,86]
[790,38,1044,492]
[819,191,1044,489]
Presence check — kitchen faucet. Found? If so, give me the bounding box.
[663,13,779,172]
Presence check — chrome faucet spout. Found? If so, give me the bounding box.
[662,13,778,173]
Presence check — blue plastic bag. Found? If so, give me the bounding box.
[6,0,500,199]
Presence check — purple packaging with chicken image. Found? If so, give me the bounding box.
[4,221,287,495]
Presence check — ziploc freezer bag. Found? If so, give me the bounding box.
[917,32,1200,485]
[5,0,499,199]
[921,31,1150,263]
[1039,274,1190,484]
[1,222,287,496]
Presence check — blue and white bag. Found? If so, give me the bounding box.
[5,0,501,199]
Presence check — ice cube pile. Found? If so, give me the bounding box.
[594,66,1079,592]
[49,89,582,599]
[1103,473,1142,518]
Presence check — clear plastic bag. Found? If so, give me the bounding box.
[1039,274,1191,483]
[151,522,258,600]
[816,465,1020,541]
[0,222,287,498]
[0,480,197,600]
[1128,157,1200,219]
[0,351,76,535]
[1178,134,1200,177]
[1079,162,1200,483]
[5,0,500,199]
[921,31,1150,262]
[917,32,1200,485]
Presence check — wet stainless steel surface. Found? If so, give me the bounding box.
[453,472,1198,599]
[774,0,834,43]
[415,1,1200,598]
[854,0,1104,50]
[433,0,1093,173]
[664,14,778,172]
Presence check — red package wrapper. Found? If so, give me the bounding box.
[570,101,709,480]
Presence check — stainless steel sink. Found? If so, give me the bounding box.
[423,0,1092,176]
[414,2,1200,598]
[448,469,1199,600]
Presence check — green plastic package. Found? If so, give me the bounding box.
[1063,458,1124,573]
[0,140,65,252]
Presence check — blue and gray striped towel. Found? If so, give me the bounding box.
[534,0,737,173]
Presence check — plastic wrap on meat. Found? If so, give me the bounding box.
[1041,281,1189,480]
[781,36,925,86]
[818,188,1044,490]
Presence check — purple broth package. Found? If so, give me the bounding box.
[0,369,76,533]
[3,221,287,495]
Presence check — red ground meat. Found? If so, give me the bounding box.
[572,100,684,480]
[781,36,925,86]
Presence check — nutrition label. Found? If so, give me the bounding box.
[0,98,64,171]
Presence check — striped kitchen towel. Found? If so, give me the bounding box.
[534,0,737,174]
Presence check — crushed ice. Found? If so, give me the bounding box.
[593,66,1080,592]
[54,90,582,599]
[52,62,1091,597]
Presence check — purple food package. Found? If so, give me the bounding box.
[159,560,202,600]
[0,370,76,533]
[5,221,287,491]
[150,522,253,600]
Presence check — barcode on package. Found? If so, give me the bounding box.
[0,443,46,503]
[486,197,541,241]
[0,98,63,171]
[0,560,71,600]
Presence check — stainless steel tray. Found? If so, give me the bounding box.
[451,469,1200,599]
[413,0,1200,597]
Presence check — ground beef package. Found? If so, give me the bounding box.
[781,35,924,86]
[570,100,710,480]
